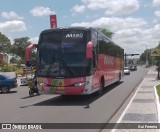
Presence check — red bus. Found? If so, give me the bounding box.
[27,27,124,95]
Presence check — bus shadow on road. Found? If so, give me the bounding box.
[33,81,123,107]
[0,91,17,94]
[21,94,40,99]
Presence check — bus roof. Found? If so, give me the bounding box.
[40,27,123,50]
[41,26,91,33]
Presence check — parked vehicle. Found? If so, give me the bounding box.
[0,74,17,93]
[20,66,35,86]
[124,67,130,75]
[20,77,28,85]
[130,65,137,71]
[20,76,33,86]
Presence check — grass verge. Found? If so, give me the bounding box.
[156,84,160,97]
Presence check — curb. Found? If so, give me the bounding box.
[154,85,160,127]
[110,78,145,132]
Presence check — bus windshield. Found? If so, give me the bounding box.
[37,30,88,78]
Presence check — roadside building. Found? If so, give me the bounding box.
[0,53,8,64]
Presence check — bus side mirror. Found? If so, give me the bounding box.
[86,41,93,59]
[25,44,37,62]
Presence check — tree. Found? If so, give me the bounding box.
[9,37,31,63]
[10,57,18,64]
[0,32,11,54]
[139,52,146,63]
[156,42,160,49]
[99,28,113,38]
[140,42,160,65]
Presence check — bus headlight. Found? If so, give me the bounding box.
[74,82,89,87]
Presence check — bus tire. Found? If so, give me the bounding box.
[117,72,121,83]
[97,78,104,95]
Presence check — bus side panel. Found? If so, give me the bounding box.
[116,57,123,78]
[90,54,121,91]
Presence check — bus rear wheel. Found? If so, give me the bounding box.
[117,72,121,84]
[97,79,104,95]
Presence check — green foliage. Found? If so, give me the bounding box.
[140,50,151,64]
[1,66,13,72]
[156,42,160,49]
[0,64,23,74]
[151,57,158,65]
[0,64,13,72]
[10,57,18,64]
[151,42,160,65]
[0,32,11,53]
[140,42,160,65]
[156,84,160,97]
[99,28,113,38]
[0,33,34,66]
[9,37,31,63]
[30,49,37,61]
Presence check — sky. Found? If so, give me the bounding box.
[0,0,160,56]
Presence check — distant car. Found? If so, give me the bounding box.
[20,77,28,86]
[20,75,34,86]
[124,67,130,75]
[130,66,137,71]
[0,74,17,93]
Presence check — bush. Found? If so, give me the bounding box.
[1,66,13,72]
[156,85,160,97]
[0,64,22,73]
[15,68,23,75]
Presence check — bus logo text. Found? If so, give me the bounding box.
[66,33,83,39]
[104,56,114,65]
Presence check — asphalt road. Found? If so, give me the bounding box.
[0,66,148,132]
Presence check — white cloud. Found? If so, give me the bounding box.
[113,26,160,54]
[30,6,55,16]
[71,17,160,54]
[29,37,39,44]
[155,10,160,17]
[71,17,147,32]
[72,4,85,13]
[0,20,27,32]
[115,28,142,38]
[80,0,140,15]
[153,0,160,6]
[104,0,140,16]
[1,11,23,20]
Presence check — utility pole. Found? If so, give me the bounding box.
[124,53,127,67]
[145,45,149,68]
[157,58,160,80]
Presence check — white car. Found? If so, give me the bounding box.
[20,75,34,86]
[20,77,28,86]
[124,67,130,75]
